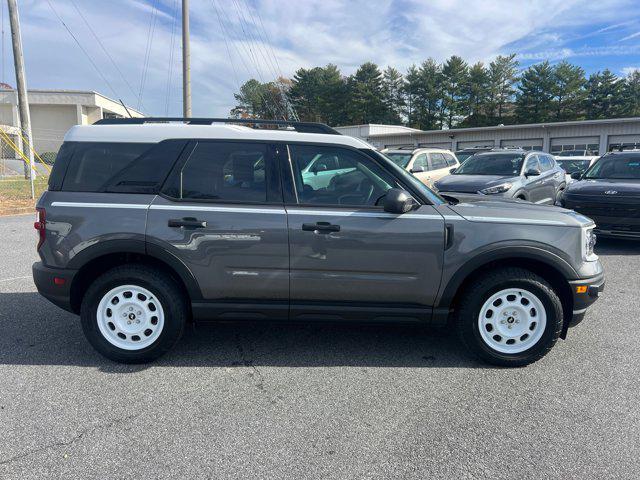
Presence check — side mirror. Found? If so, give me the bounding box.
[410,166,425,174]
[383,188,417,214]
[449,167,457,174]
[525,168,541,177]
[571,171,582,180]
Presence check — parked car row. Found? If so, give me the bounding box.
[385,144,639,240]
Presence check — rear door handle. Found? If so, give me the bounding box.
[302,222,340,233]
[168,217,207,228]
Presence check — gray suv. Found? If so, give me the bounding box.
[33,118,604,367]
[434,149,566,204]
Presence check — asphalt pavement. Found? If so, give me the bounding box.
[1,213,639,479]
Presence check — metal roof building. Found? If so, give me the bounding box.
[337,117,640,154]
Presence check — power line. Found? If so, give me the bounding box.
[45,0,120,99]
[214,0,278,119]
[68,0,140,109]
[246,1,298,121]
[229,0,286,119]
[164,0,179,115]
[138,0,159,110]
[210,0,241,93]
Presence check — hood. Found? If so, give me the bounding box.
[445,195,593,228]
[565,179,640,198]
[435,174,518,193]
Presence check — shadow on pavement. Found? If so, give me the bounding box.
[595,237,640,256]
[0,291,484,371]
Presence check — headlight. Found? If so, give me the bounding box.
[582,226,597,261]
[480,183,512,194]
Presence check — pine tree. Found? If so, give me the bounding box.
[585,69,625,119]
[487,54,519,124]
[346,62,387,124]
[441,56,469,128]
[381,67,405,124]
[552,61,586,121]
[460,62,490,127]
[403,65,421,128]
[417,59,443,130]
[515,61,555,123]
[288,64,348,125]
[622,69,640,117]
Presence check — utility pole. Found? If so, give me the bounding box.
[7,0,35,198]
[182,0,191,117]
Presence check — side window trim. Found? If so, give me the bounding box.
[159,139,282,205]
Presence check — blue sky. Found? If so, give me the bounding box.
[8,0,640,117]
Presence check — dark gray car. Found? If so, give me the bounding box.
[33,118,603,367]
[434,150,566,204]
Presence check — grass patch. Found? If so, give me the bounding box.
[0,177,48,215]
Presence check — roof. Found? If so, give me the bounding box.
[63,123,374,149]
[383,147,452,153]
[368,117,640,138]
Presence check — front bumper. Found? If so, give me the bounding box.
[32,261,77,313]
[567,272,605,327]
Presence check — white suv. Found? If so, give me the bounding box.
[382,148,459,187]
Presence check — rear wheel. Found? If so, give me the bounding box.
[456,267,563,367]
[80,265,187,363]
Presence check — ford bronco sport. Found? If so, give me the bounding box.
[33,118,604,366]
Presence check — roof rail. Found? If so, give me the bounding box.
[93,117,341,135]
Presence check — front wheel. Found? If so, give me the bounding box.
[80,265,187,363]
[456,267,563,367]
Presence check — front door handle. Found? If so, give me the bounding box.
[302,222,340,233]
[168,217,207,228]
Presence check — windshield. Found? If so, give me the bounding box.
[557,159,592,174]
[455,152,476,163]
[454,154,524,176]
[584,156,640,179]
[385,152,412,168]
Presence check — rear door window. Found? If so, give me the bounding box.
[163,141,272,203]
[429,153,448,170]
[444,153,457,166]
[539,155,553,171]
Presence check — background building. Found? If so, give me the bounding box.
[337,117,640,154]
[0,89,143,154]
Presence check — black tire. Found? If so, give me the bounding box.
[80,265,187,363]
[456,267,563,367]
[555,188,565,206]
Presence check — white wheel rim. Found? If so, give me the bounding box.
[96,285,165,351]
[478,288,547,354]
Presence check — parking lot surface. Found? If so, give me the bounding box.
[1,213,639,479]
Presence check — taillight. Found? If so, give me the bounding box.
[34,207,46,250]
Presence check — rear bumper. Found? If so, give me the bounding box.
[567,272,605,327]
[32,262,77,313]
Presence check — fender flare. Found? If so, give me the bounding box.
[68,238,203,301]
[437,244,577,309]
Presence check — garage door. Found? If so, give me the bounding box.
[500,138,543,151]
[457,140,494,149]
[418,142,452,150]
[608,134,640,151]
[551,136,599,154]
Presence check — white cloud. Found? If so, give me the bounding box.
[620,31,640,41]
[10,0,640,117]
[622,66,640,76]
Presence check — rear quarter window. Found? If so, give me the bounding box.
[61,142,153,192]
